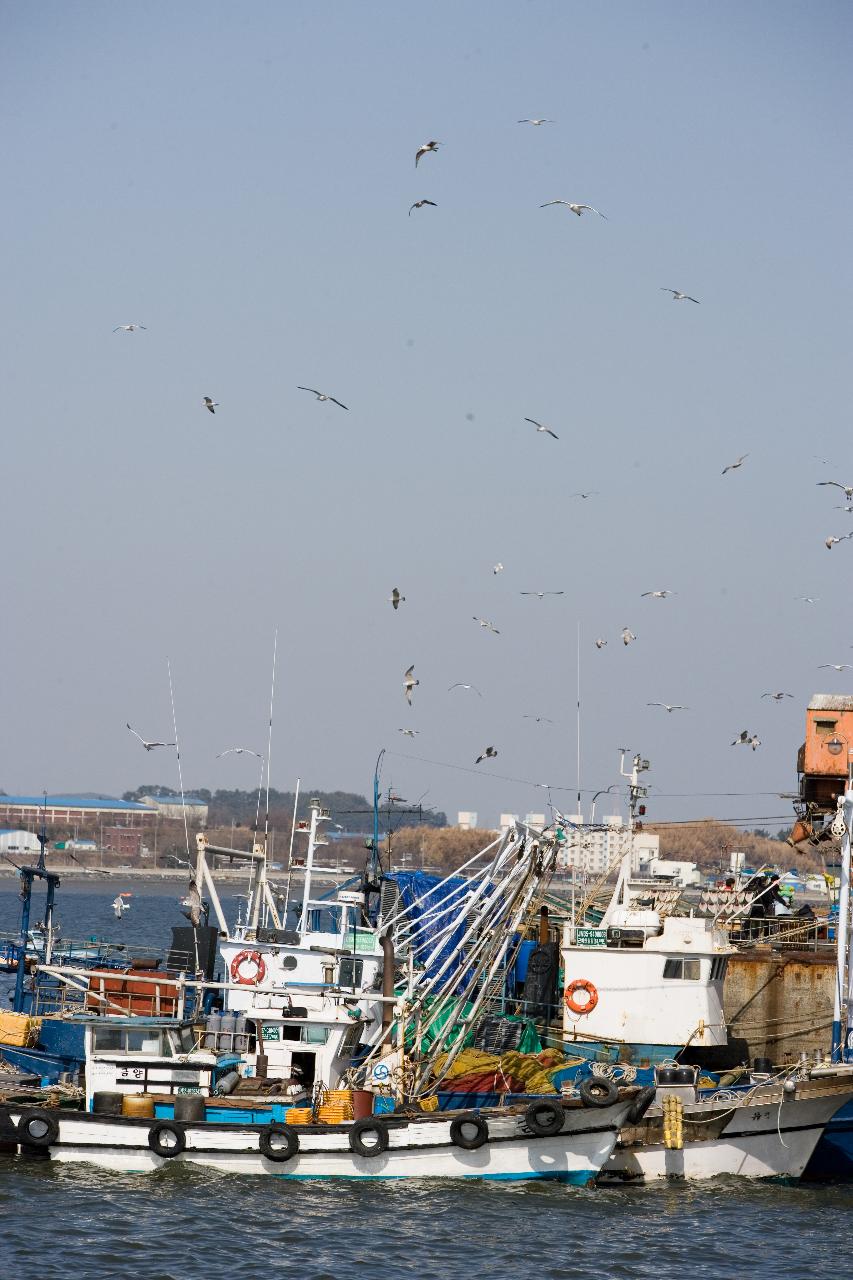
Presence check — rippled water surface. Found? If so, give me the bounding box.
[0,882,849,1279]
[1,1165,850,1280]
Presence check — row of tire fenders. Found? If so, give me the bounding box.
[9,1077,641,1164]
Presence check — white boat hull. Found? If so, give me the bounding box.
[2,1098,635,1183]
[603,1078,853,1182]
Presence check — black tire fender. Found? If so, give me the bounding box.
[524,1098,565,1137]
[148,1121,186,1158]
[348,1118,390,1158]
[449,1113,489,1150]
[259,1123,300,1163]
[16,1109,59,1147]
[627,1086,656,1124]
[579,1076,620,1108]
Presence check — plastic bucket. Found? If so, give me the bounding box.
[352,1090,373,1121]
[122,1094,155,1118]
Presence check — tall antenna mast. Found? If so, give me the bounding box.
[262,628,278,855]
[167,658,192,865]
[576,620,581,814]
[250,628,278,933]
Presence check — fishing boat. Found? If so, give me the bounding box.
[560,855,732,1068]
[0,1082,647,1181]
[600,1062,853,1181]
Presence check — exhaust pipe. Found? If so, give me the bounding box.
[381,931,395,1028]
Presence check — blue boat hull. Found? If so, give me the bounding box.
[803,1099,853,1179]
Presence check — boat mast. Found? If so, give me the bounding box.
[13,792,61,1011]
[298,798,329,932]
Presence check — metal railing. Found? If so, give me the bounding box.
[726,915,833,953]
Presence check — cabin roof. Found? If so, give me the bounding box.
[808,695,853,712]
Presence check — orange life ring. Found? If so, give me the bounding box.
[565,978,598,1016]
[230,949,266,985]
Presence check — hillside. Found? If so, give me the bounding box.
[122,785,447,833]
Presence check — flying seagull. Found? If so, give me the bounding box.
[722,454,749,475]
[475,746,498,764]
[297,386,348,410]
[390,588,405,610]
[523,715,555,723]
[647,703,689,712]
[540,201,607,219]
[409,199,437,216]
[520,590,565,599]
[493,562,504,575]
[517,118,554,126]
[113,322,147,332]
[825,534,853,550]
[398,728,419,737]
[203,396,218,414]
[762,692,794,701]
[525,417,558,440]
[797,596,820,604]
[415,140,441,167]
[448,682,483,696]
[731,730,761,750]
[835,506,853,513]
[216,747,263,759]
[641,589,676,599]
[622,627,636,646]
[126,723,175,752]
[570,491,598,500]
[660,288,700,304]
[818,482,853,500]
[819,663,853,671]
[473,617,500,634]
[595,638,607,649]
[403,665,419,705]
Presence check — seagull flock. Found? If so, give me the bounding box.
[116,121,838,785]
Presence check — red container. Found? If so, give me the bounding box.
[352,1090,373,1121]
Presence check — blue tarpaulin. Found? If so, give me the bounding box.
[387,871,474,980]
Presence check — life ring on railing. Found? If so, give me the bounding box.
[230,950,266,985]
[565,978,598,1016]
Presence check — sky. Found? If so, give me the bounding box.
[1,1,851,833]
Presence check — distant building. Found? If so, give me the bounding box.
[524,813,546,831]
[0,795,155,829]
[0,829,42,854]
[556,814,659,876]
[139,794,209,824]
[499,813,519,832]
[102,826,143,859]
[457,811,478,830]
[637,856,701,888]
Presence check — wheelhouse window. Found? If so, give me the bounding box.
[307,906,342,933]
[710,956,728,982]
[124,1027,163,1054]
[92,1026,123,1052]
[663,958,701,981]
[277,1024,331,1046]
[93,1026,163,1054]
[338,957,363,988]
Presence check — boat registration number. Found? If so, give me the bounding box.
[574,928,607,947]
